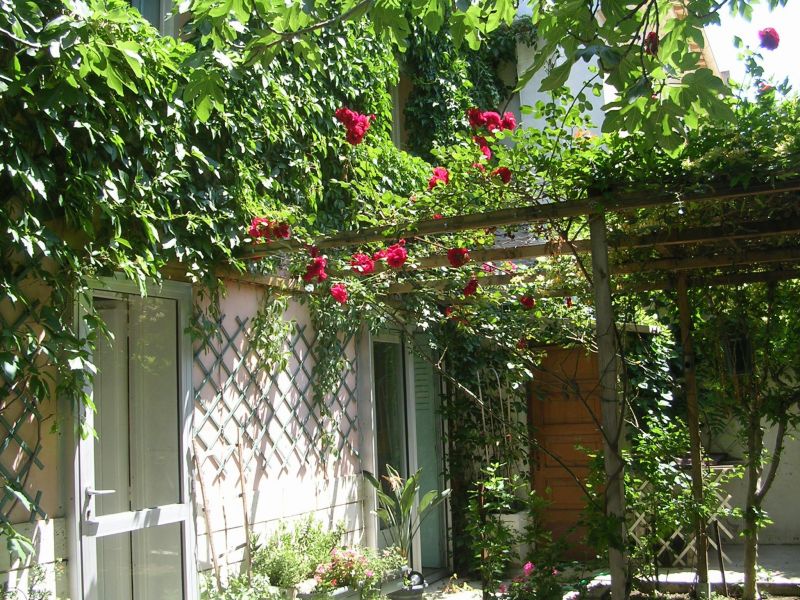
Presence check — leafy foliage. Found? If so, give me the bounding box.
[363,464,451,561]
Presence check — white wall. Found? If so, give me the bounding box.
[192,285,367,583]
[711,417,800,544]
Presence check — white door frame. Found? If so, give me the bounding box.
[363,329,449,572]
[68,276,197,599]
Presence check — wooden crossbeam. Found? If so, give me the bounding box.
[387,255,800,298]
[239,179,800,258]
[614,246,800,274]
[374,216,800,272]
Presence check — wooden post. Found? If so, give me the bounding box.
[589,213,629,600]
[676,273,710,598]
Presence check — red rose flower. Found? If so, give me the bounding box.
[350,252,375,276]
[433,213,443,220]
[643,31,659,55]
[473,135,492,160]
[428,166,450,190]
[447,247,471,268]
[501,112,517,131]
[335,107,376,145]
[249,217,273,240]
[330,283,348,304]
[565,296,573,308]
[759,27,780,50]
[443,306,454,319]
[303,256,328,283]
[463,276,479,297]
[516,338,528,350]
[385,240,408,269]
[273,222,291,239]
[520,296,535,309]
[467,107,486,128]
[482,111,502,132]
[492,166,512,184]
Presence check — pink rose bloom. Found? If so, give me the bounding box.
[492,166,512,184]
[523,561,534,577]
[350,252,375,275]
[463,276,479,297]
[643,31,659,55]
[385,240,408,269]
[467,107,486,128]
[303,256,328,283]
[498,584,508,594]
[335,107,375,145]
[501,112,517,131]
[428,166,450,190]
[473,135,492,159]
[758,27,780,50]
[482,111,502,132]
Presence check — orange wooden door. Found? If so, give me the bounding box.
[529,346,603,559]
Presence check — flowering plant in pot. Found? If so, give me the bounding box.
[363,465,451,598]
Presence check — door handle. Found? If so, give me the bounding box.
[84,487,117,523]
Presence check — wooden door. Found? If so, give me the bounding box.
[529,346,603,559]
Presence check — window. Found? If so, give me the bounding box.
[130,0,176,36]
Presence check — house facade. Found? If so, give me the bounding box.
[0,274,451,597]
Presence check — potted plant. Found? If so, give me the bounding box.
[251,517,346,600]
[363,465,451,599]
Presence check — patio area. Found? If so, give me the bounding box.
[425,545,800,599]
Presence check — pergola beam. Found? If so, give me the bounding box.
[385,247,800,294]
[239,180,800,258]
[614,246,800,274]
[374,216,800,272]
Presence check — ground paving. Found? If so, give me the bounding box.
[423,545,800,598]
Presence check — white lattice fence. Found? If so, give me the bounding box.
[628,466,737,567]
[192,311,359,482]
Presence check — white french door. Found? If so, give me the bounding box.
[76,280,196,600]
[371,332,448,574]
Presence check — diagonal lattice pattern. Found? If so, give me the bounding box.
[193,314,359,480]
[628,467,736,567]
[0,295,47,525]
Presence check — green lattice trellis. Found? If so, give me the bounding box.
[193,314,359,477]
[0,297,48,526]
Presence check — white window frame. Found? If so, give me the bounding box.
[359,328,451,573]
[67,275,197,600]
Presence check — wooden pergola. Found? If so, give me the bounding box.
[228,178,800,599]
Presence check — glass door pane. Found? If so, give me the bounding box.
[88,292,185,599]
[97,523,184,600]
[374,340,407,483]
[412,348,446,571]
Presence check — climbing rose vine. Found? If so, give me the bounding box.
[447,248,471,268]
[643,31,659,55]
[330,283,348,304]
[492,167,512,184]
[248,217,291,241]
[374,240,408,269]
[350,253,375,275]
[758,27,780,50]
[334,107,376,145]
[463,276,479,296]
[428,167,450,190]
[303,255,328,283]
